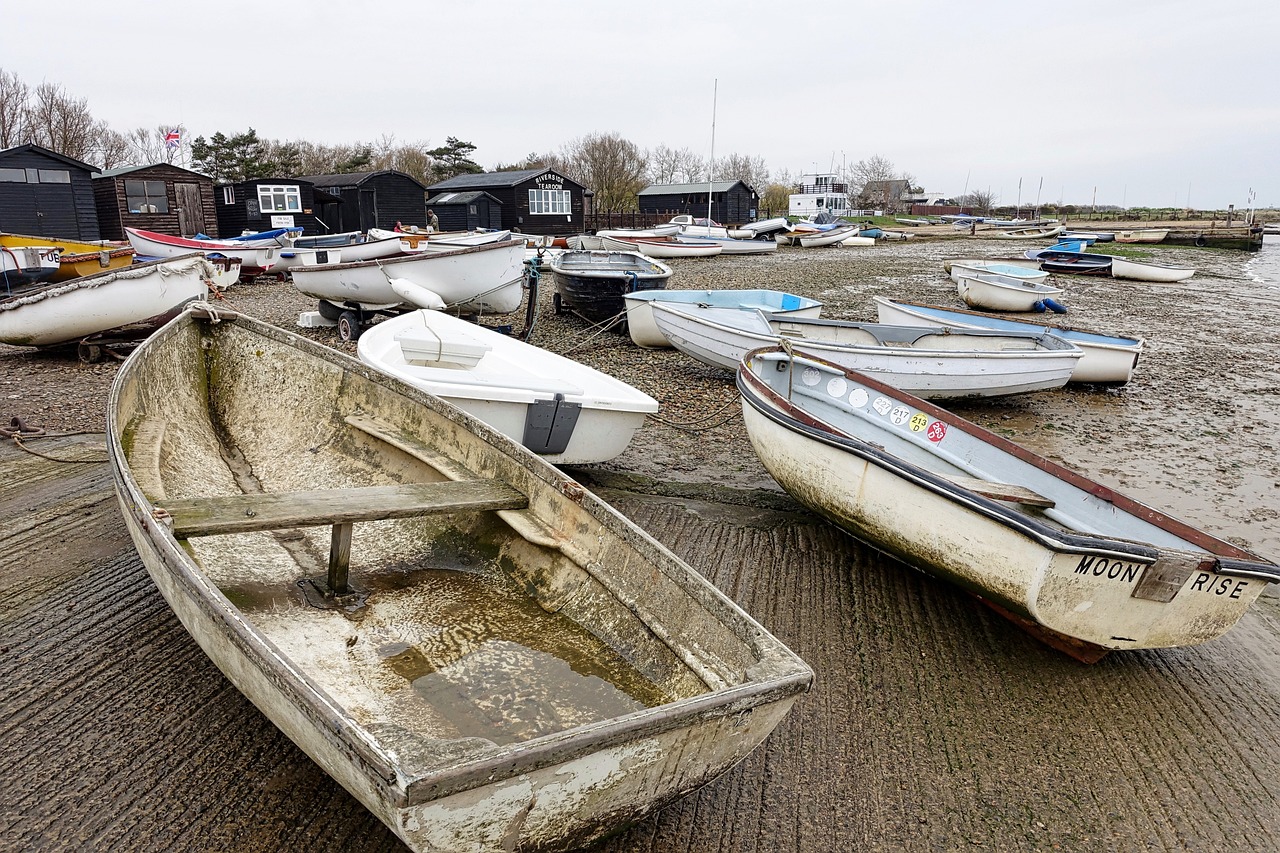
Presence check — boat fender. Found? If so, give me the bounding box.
[387,278,447,310]
[1043,298,1068,314]
[1194,235,1207,247]
[1031,301,1046,313]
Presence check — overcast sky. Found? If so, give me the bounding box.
[6,1,1277,209]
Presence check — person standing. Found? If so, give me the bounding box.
[427,209,439,231]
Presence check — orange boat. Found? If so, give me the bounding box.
[0,232,135,281]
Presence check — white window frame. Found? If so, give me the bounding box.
[257,184,302,213]
[222,186,235,204]
[528,188,570,215]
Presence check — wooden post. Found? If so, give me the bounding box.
[329,523,353,594]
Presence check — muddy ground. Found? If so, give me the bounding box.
[2,228,1279,851]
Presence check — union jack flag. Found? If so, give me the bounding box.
[164,129,181,149]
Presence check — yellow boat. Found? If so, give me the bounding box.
[0,232,135,281]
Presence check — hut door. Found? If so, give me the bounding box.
[175,183,206,236]
[359,190,377,230]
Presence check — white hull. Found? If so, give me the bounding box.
[797,226,858,248]
[1109,256,1194,282]
[738,350,1279,653]
[872,296,1144,384]
[124,228,278,276]
[599,234,723,258]
[1115,229,1169,243]
[328,235,407,263]
[956,272,1065,311]
[943,256,1043,274]
[108,310,811,852]
[992,226,1066,240]
[676,233,777,255]
[840,235,876,246]
[652,304,1080,398]
[356,310,657,464]
[948,261,1050,286]
[291,239,527,313]
[624,290,823,348]
[596,224,681,238]
[0,254,212,346]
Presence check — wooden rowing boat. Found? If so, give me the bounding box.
[737,346,1280,659]
[107,306,812,852]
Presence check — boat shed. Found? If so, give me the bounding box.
[425,168,586,237]
[423,191,502,232]
[92,163,219,239]
[294,170,428,233]
[213,178,326,236]
[0,144,101,240]
[638,180,759,227]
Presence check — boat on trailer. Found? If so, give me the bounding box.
[737,347,1280,660]
[107,307,812,852]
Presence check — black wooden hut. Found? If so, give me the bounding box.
[637,180,759,226]
[93,163,219,239]
[423,191,502,232]
[0,144,101,240]
[214,177,325,236]
[425,168,585,236]
[295,170,428,233]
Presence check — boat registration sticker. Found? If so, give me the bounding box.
[849,388,868,408]
[890,405,912,425]
[909,413,929,432]
[926,421,948,442]
[872,397,893,416]
[826,377,848,398]
[801,367,822,386]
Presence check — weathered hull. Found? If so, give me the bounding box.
[0,254,211,346]
[1109,256,1195,282]
[291,239,527,314]
[107,310,811,852]
[599,235,722,258]
[652,305,1081,398]
[955,272,1065,311]
[737,348,1279,654]
[948,262,1050,286]
[1115,229,1169,243]
[873,297,1143,384]
[0,244,62,289]
[550,251,672,324]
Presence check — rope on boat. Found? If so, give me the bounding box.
[561,310,630,353]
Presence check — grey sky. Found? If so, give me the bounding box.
[7,1,1276,209]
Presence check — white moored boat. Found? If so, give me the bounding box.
[1115,229,1169,244]
[623,288,823,348]
[947,261,1051,286]
[598,234,723,259]
[290,238,527,336]
[956,271,1066,311]
[872,296,1144,384]
[1108,256,1195,282]
[124,227,279,278]
[356,309,658,464]
[650,303,1082,399]
[942,256,1044,274]
[106,307,813,853]
[0,254,212,351]
[737,347,1280,659]
[992,226,1066,240]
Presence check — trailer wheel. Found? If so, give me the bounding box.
[77,342,103,363]
[317,299,343,321]
[337,311,362,343]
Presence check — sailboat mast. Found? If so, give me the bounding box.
[707,79,717,229]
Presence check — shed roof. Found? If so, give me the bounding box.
[639,180,747,196]
[296,170,427,191]
[427,168,580,191]
[0,143,99,173]
[426,190,502,206]
[93,162,210,180]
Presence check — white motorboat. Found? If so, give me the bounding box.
[357,309,658,464]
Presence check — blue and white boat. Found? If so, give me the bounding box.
[624,288,822,347]
[872,296,1144,384]
[947,260,1051,286]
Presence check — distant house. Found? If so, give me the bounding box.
[637,180,759,226]
[214,178,325,236]
[788,173,850,219]
[93,163,218,239]
[425,168,586,236]
[0,144,101,240]
[424,191,503,232]
[859,179,912,212]
[295,170,428,233]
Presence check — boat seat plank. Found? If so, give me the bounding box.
[944,474,1056,508]
[164,480,528,538]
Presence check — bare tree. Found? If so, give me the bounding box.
[713,152,770,194]
[647,145,705,184]
[958,189,996,213]
[93,123,131,170]
[849,155,899,194]
[26,82,97,162]
[0,68,30,148]
[557,132,648,211]
[760,182,792,217]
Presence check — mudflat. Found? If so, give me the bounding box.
[2,231,1278,851]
